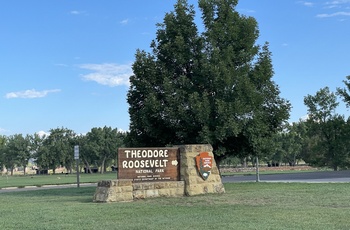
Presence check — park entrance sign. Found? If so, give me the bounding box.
[118,147,180,182]
[94,144,225,202]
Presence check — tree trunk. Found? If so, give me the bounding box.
[242,157,247,168]
[100,156,106,174]
[66,166,72,174]
[84,159,92,173]
[23,165,26,176]
[214,155,226,177]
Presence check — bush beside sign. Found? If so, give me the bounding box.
[118,147,180,182]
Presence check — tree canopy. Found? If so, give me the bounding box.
[81,126,125,174]
[0,126,126,175]
[127,0,290,164]
[303,87,350,170]
[35,127,76,174]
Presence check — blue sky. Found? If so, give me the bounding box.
[1,0,349,136]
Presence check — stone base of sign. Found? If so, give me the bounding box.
[133,181,185,199]
[178,144,225,196]
[93,180,185,202]
[93,179,133,202]
[93,144,225,202]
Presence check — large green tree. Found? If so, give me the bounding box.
[3,134,31,175]
[82,126,124,173]
[0,135,6,172]
[272,122,304,166]
[336,75,350,106]
[128,0,205,147]
[304,87,350,170]
[15,134,32,175]
[28,133,46,162]
[127,0,290,165]
[35,127,76,174]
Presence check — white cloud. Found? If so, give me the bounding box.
[300,114,309,121]
[305,2,314,7]
[316,11,350,17]
[117,128,129,133]
[79,63,132,87]
[5,89,61,99]
[298,1,315,7]
[70,10,81,15]
[36,130,49,138]
[325,5,340,9]
[0,127,8,134]
[120,19,129,25]
[70,10,87,15]
[325,0,350,9]
[326,0,350,5]
[238,8,256,14]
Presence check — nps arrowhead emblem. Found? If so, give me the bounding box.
[195,152,213,180]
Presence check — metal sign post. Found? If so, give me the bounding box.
[74,145,80,188]
[256,156,260,182]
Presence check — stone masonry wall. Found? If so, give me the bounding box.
[178,144,225,196]
[93,180,184,202]
[133,181,185,199]
[93,180,133,202]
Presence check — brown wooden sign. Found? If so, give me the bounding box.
[118,147,180,182]
[195,152,213,180]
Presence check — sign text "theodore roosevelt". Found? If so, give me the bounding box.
[118,148,180,182]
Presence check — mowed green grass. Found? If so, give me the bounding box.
[1,183,350,230]
[0,173,117,188]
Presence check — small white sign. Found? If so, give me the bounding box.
[74,145,79,159]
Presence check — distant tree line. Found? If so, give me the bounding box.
[0,126,126,175]
[220,76,350,171]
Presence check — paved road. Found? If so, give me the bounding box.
[222,170,350,183]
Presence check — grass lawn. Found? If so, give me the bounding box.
[0,172,117,189]
[0,182,349,229]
